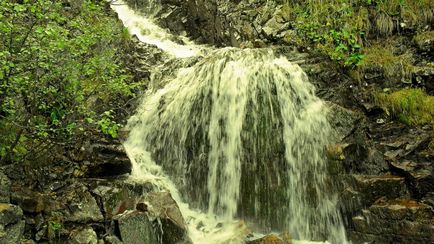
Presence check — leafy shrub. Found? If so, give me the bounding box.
[0,0,137,164]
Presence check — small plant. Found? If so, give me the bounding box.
[97,110,122,138]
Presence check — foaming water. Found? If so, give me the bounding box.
[114,1,348,243]
[110,0,201,58]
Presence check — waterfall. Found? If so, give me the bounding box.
[112,1,348,243]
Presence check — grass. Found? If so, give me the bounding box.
[375,88,434,125]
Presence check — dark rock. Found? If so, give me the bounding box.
[351,199,434,243]
[390,160,434,198]
[0,203,25,244]
[114,210,158,244]
[0,170,10,203]
[353,175,408,206]
[326,102,363,143]
[69,226,98,244]
[83,140,132,178]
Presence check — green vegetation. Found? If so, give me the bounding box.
[0,0,138,165]
[284,0,433,67]
[361,41,413,81]
[375,88,434,125]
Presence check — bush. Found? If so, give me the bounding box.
[0,0,137,164]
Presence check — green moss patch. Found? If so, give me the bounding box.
[376,88,434,125]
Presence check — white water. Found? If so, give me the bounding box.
[110,0,201,58]
[113,1,348,243]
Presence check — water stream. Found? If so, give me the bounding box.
[111,1,348,243]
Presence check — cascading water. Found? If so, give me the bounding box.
[111,1,348,243]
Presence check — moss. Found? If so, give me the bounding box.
[362,42,413,80]
[414,30,434,43]
[375,88,434,125]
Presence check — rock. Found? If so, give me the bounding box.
[342,144,388,174]
[84,140,132,178]
[390,160,433,198]
[326,102,363,143]
[114,210,158,244]
[351,199,434,243]
[144,192,190,244]
[247,233,291,244]
[10,188,49,213]
[353,175,408,206]
[0,203,25,244]
[59,183,104,223]
[69,227,98,244]
[89,179,154,220]
[0,171,10,203]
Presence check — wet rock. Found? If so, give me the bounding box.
[353,175,408,206]
[351,199,434,243]
[246,233,292,244]
[114,210,158,244]
[69,226,98,244]
[390,160,433,198]
[0,171,10,203]
[144,192,190,244]
[0,203,25,244]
